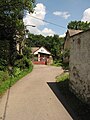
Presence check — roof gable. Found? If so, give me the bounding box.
[67,29,83,37]
[31,47,39,53]
[34,46,51,55]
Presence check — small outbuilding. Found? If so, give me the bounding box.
[32,46,53,65]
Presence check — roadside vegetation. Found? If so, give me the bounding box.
[51,60,69,70]
[56,72,90,120]
[0,65,33,96]
[1,1,90,114]
[0,0,35,95]
[0,57,33,95]
[56,72,69,82]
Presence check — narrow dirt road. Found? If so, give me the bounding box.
[0,65,73,120]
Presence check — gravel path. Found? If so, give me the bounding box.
[0,65,73,120]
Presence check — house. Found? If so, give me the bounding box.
[63,29,82,62]
[32,46,53,65]
[69,29,90,104]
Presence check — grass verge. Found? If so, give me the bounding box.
[56,72,90,120]
[0,66,33,96]
[56,72,69,82]
[51,60,69,70]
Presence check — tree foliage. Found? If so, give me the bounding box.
[0,0,35,70]
[25,34,64,60]
[67,21,90,31]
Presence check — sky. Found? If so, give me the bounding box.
[23,0,90,37]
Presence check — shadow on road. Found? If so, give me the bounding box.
[47,81,90,120]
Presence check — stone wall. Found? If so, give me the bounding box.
[69,30,90,104]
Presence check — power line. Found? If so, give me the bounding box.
[30,15,66,29]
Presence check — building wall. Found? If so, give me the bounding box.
[69,30,90,104]
[64,35,70,50]
[63,34,70,63]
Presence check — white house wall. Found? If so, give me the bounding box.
[34,47,51,55]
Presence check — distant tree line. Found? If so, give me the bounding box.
[68,21,90,31]
[24,34,64,61]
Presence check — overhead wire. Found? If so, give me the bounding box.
[1,7,66,120]
[30,15,66,29]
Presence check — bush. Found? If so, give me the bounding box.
[56,72,69,82]
[13,67,21,77]
[23,46,32,59]
[16,54,23,59]
[52,60,63,67]
[14,57,32,70]
[0,59,8,71]
[61,62,69,70]
[0,71,9,85]
[0,66,33,95]
[54,62,63,67]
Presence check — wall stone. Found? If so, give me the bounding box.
[69,30,90,104]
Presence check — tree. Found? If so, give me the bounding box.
[26,33,64,61]
[49,35,63,60]
[67,21,90,31]
[0,0,35,70]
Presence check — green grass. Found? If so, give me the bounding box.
[56,72,69,82]
[0,66,33,96]
[51,60,63,67]
[56,72,90,120]
[51,60,69,70]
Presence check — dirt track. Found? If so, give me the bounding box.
[0,65,73,120]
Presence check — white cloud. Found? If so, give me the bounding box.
[53,11,70,19]
[59,33,66,38]
[23,3,55,36]
[42,28,55,37]
[23,3,46,27]
[82,8,90,22]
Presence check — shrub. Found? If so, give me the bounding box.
[14,57,32,70]
[0,66,33,95]
[61,62,69,70]
[13,67,21,77]
[16,54,23,59]
[52,60,63,67]
[23,46,32,59]
[0,59,8,71]
[0,71,9,85]
[56,72,69,82]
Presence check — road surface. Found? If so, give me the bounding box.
[0,65,73,120]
